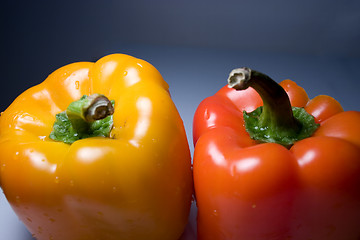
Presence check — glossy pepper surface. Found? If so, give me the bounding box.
[0,54,193,240]
[193,68,360,240]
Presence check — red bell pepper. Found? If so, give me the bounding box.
[193,67,360,240]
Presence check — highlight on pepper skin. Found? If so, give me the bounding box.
[0,53,194,240]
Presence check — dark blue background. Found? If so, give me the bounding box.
[1,0,359,239]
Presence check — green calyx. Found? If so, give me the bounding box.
[244,106,319,147]
[228,67,319,147]
[49,94,115,144]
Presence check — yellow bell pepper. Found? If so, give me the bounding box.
[0,54,193,240]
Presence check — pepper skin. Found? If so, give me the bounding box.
[193,68,360,240]
[0,54,193,240]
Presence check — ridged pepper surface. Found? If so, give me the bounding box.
[0,54,193,240]
[193,67,360,240]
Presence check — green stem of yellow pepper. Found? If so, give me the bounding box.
[66,94,114,130]
[49,94,115,144]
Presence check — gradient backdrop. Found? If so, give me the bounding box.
[1,0,360,239]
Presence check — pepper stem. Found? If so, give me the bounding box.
[228,67,318,147]
[49,94,115,144]
[66,94,114,133]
